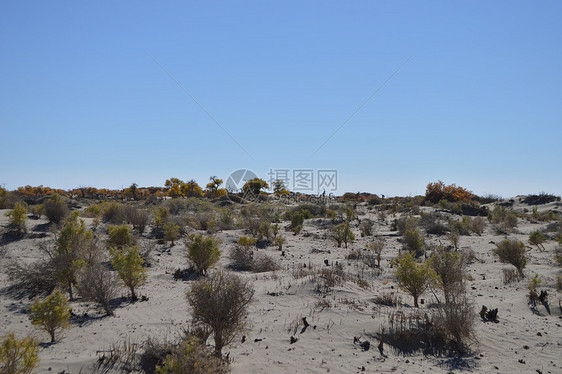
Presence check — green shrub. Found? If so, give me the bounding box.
[186,234,221,276]
[392,252,435,307]
[291,212,304,235]
[110,246,147,301]
[331,222,355,248]
[402,229,425,256]
[155,336,228,373]
[29,289,70,343]
[488,206,518,232]
[429,249,465,304]
[237,236,257,247]
[44,194,69,224]
[359,219,374,237]
[0,332,39,373]
[5,202,28,235]
[164,223,180,245]
[107,224,135,248]
[528,230,546,251]
[494,239,527,275]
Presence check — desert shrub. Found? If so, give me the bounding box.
[217,209,235,230]
[331,221,355,248]
[273,234,286,250]
[374,292,401,306]
[392,216,419,235]
[315,263,346,294]
[5,202,28,235]
[7,259,58,299]
[242,178,269,196]
[44,194,69,224]
[123,206,149,234]
[449,216,471,236]
[107,224,135,249]
[291,212,304,235]
[488,206,518,233]
[28,204,45,219]
[164,223,180,245]
[154,206,169,229]
[187,271,254,356]
[186,234,221,276]
[29,289,70,343]
[554,246,562,267]
[344,205,356,221]
[365,238,385,268]
[392,253,435,307]
[429,249,465,304]
[469,216,486,235]
[359,219,374,237]
[522,192,560,205]
[502,268,524,284]
[420,212,449,235]
[0,332,39,374]
[155,336,228,374]
[494,239,527,275]
[53,212,93,299]
[431,296,476,354]
[251,254,279,273]
[110,246,147,301]
[102,202,126,224]
[229,245,254,271]
[447,230,460,250]
[528,230,546,251]
[425,181,474,204]
[402,229,425,257]
[326,208,336,219]
[77,264,120,316]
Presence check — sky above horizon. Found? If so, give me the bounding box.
[1,1,561,198]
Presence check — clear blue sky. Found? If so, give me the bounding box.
[1,1,561,197]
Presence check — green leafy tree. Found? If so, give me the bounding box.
[0,332,39,373]
[186,234,221,276]
[5,202,28,235]
[528,230,546,252]
[392,252,436,307]
[53,212,92,299]
[29,290,71,343]
[242,178,269,196]
[187,272,254,357]
[110,246,147,301]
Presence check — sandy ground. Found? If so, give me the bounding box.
[1,198,561,373]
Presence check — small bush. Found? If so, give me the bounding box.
[0,332,39,374]
[502,268,524,284]
[402,229,425,256]
[331,222,355,248]
[469,216,486,235]
[488,206,518,233]
[102,202,126,224]
[420,212,449,236]
[429,249,465,304]
[528,230,546,251]
[392,216,419,235]
[44,194,69,224]
[554,246,562,267]
[291,212,304,235]
[155,336,228,373]
[187,271,254,356]
[107,224,135,249]
[392,253,435,307]
[5,202,28,235]
[124,206,149,234]
[7,259,58,299]
[77,264,120,316]
[110,246,147,301]
[29,289,71,343]
[359,219,374,237]
[365,239,385,268]
[522,192,560,205]
[494,239,527,275]
[431,296,476,354]
[164,223,180,246]
[186,234,221,276]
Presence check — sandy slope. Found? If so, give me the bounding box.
[1,199,561,374]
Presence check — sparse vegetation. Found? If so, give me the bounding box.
[110,246,147,301]
[44,194,69,224]
[331,221,355,248]
[392,252,435,307]
[77,264,120,316]
[5,202,28,235]
[528,230,546,251]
